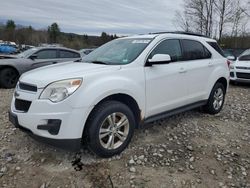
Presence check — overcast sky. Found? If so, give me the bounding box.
[0,0,184,35]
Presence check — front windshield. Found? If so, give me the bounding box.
[17,48,37,58]
[240,49,250,56]
[239,49,250,61]
[83,38,152,65]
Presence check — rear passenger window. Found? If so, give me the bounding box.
[182,40,211,60]
[208,42,225,57]
[36,50,57,59]
[59,50,80,58]
[149,39,182,62]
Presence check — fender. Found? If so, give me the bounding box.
[205,62,229,99]
[69,66,146,118]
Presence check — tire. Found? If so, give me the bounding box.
[85,100,136,158]
[0,68,19,88]
[204,82,226,114]
[230,80,237,85]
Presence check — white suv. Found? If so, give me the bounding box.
[230,49,250,83]
[9,32,229,157]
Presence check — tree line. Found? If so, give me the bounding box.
[0,20,118,50]
[175,0,250,48]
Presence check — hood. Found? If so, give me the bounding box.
[235,60,250,67]
[20,62,121,88]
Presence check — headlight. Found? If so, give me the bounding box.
[40,78,82,103]
[230,65,234,69]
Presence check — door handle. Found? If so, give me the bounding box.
[179,67,187,73]
[208,62,213,67]
[52,62,58,64]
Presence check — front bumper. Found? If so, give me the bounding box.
[9,111,82,151]
[230,69,250,83]
[9,85,93,151]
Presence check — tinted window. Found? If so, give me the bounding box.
[182,40,211,60]
[59,50,80,58]
[239,55,250,61]
[149,39,182,61]
[36,50,57,59]
[208,42,225,57]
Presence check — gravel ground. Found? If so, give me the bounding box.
[0,84,249,188]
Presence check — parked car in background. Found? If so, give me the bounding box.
[223,49,246,59]
[19,44,35,52]
[223,50,237,62]
[0,44,17,54]
[9,32,229,157]
[79,48,95,57]
[0,47,81,88]
[230,49,250,83]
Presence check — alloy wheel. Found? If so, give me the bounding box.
[99,112,129,150]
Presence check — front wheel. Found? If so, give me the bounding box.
[0,68,19,88]
[85,101,136,158]
[204,82,226,114]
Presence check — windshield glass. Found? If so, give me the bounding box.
[83,38,152,65]
[240,49,250,56]
[17,48,37,58]
[239,49,250,61]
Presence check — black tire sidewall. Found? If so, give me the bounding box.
[86,101,136,157]
[206,83,226,114]
[0,68,18,88]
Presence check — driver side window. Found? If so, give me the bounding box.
[35,50,57,59]
[149,39,182,62]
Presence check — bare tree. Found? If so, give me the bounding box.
[204,0,215,36]
[176,0,216,37]
[214,0,235,41]
[230,0,246,37]
[173,11,191,32]
[184,0,205,34]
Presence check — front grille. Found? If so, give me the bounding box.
[236,73,250,79]
[19,82,37,92]
[15,99,32,112]
[236,66,250,70]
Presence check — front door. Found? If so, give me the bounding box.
[145,39,189,117]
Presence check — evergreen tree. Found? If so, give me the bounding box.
[4,20,16,41]
[48,23,60,43]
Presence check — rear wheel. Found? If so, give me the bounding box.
[0,68,19,88]
[84,101,136,158]
[204,82,226,114]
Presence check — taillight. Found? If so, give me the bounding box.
[227,60,231,68]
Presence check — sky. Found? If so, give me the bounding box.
[0,0,184,35]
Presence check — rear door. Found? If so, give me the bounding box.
[58,50,81,62]
[180,39,214,103]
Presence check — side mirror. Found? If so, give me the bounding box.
[147,54,171,66]
[29,54,38,60]
[227,55,236,61]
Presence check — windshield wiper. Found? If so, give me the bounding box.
[90,61,108,65]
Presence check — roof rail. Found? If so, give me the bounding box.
[149,31,210,38]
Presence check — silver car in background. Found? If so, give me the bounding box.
[0,47,81,88]
[79,48,95,57]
